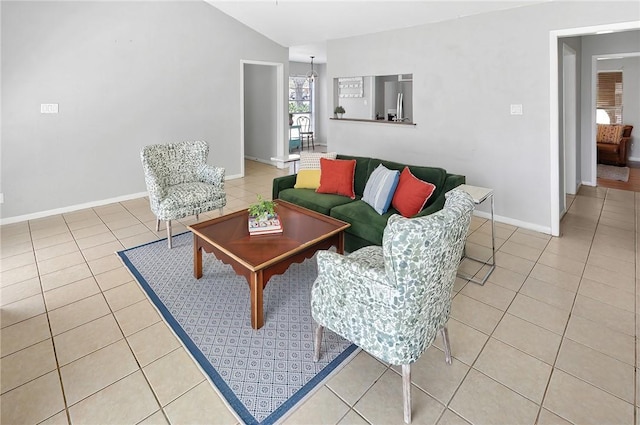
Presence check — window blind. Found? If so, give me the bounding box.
[597,71,623,124]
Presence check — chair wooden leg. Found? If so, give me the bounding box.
[402,364,411,424]
[156,219,160,232]
[166,220,172,249]
[313,325,324,362]
[195,214,199,221]
[441,327,452,365]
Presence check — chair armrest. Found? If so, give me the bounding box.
[143,169,166,205]
[198,165,225,188]
[619,137,630,164]
[316,250,396,294]
[272,174,297,200]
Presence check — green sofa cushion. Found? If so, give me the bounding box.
[336,154,372,197]
[279,188,356,215]
[330,200,396,246]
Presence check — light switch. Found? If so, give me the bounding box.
[41,104,59,114]
[510,104,523,115]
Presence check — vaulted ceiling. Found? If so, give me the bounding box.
[207,1,547,62]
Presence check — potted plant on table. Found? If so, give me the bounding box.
[248,195,282,235]
[334,106,345,119]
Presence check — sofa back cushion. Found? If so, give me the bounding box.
[597,124,624,144]
[336,155,372,196]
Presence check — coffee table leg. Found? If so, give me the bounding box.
[337,232,345,255]
[250,270,264,329]
[194,236,203,279]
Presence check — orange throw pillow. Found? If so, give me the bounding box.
[392,167,436,217]
[316,158,356,199]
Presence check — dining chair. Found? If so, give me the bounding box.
[296,116,314,150]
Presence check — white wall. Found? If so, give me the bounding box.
[580,31,640,181]
[1,1,288,220]
[244,64,277,162]
[327,1,640,233]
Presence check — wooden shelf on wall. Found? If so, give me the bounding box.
[329,118,416,126]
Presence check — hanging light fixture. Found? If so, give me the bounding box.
[306,56,318,83]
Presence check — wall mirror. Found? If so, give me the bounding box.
[333,74,413,124]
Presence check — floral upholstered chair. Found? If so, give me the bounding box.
[311,189,474,423]
[140,140,226,248]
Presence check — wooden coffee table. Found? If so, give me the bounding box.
[187,200,350,329]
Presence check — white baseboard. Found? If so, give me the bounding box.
[1,183,552,237]
[628,156,640,162]
[0,192,148,226]
[472,210,552,235]
[2,173,248,225]
[244,156,274,166]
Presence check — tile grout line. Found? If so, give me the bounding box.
[531,190,604,424]
[29,216,74,425]
[444,220,551,424]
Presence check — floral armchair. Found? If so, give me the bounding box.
[140,140,226,248]
[311,189,474,423]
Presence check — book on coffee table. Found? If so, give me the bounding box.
[248,215,283,235]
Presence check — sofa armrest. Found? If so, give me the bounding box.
[414,173,465,218]
[272,174,297,200]
[443,174,466,193]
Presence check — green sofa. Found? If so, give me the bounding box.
[272,154,466,252]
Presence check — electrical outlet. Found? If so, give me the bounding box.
[510,104,523,115]
[41,104,59,114]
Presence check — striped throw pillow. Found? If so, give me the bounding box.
[362,164,400,214]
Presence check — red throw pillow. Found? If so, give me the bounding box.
[392,167,436,217]
[316,158,356,199]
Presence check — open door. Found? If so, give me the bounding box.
[562,44,578,206]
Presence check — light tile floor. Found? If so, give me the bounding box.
[1,161,638,425]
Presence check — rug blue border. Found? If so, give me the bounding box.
[117,233,358,425]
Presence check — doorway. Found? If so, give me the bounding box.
[240,60,285,177]
[549,21,640,236]
[593,53,640,192]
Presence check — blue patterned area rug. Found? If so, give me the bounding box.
[117,232,357,425]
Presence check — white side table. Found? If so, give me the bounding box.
[455,184,496,285]
[270,154,300,174]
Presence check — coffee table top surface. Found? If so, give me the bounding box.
[187,200,350,270]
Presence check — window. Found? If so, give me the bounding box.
[597,71,623,124]
[289,76,312,126]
